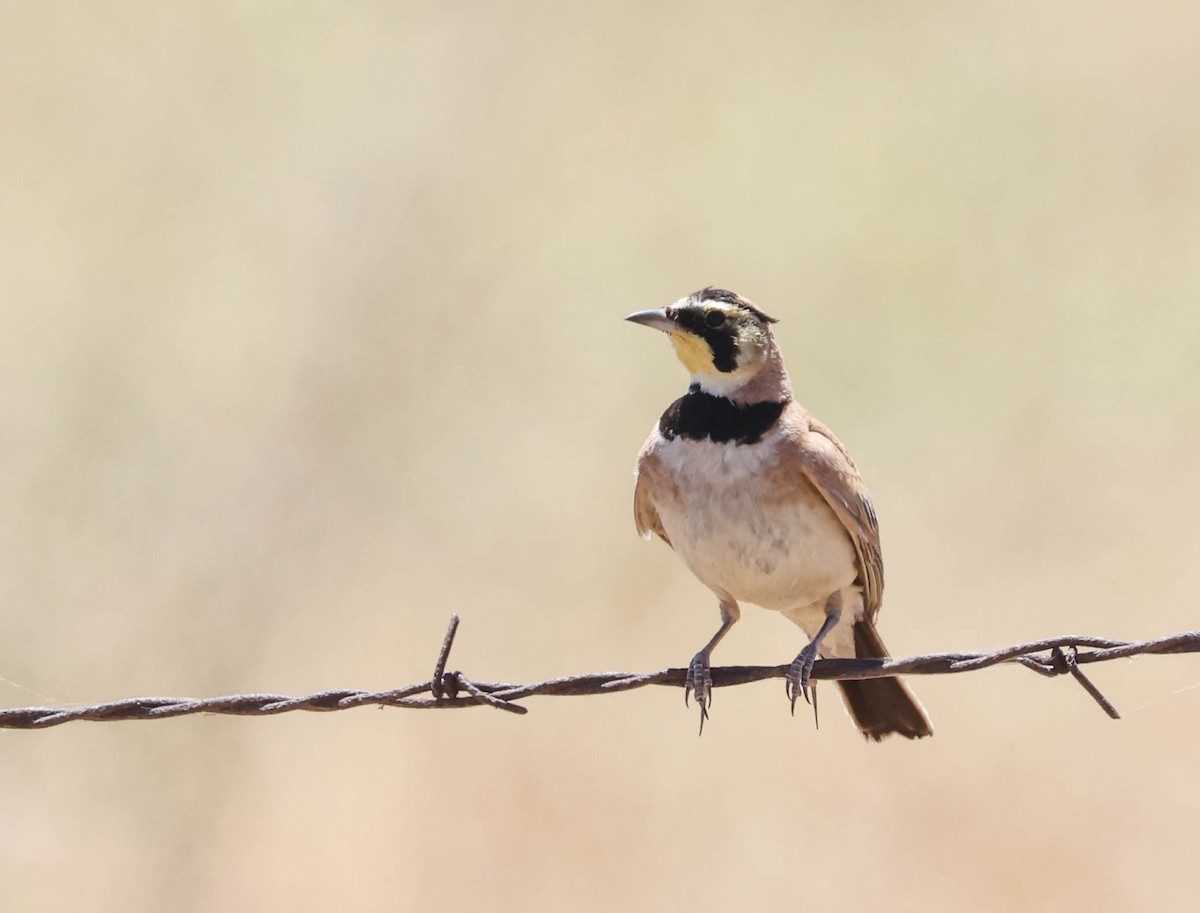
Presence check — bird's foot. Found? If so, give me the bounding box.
[684,651,713,734]
[785,643,820,716]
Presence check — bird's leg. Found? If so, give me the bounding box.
[786,592,843,715]
[685,598,739,733]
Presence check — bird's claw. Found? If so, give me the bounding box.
[684,652,712,734]
[785,646,819,717]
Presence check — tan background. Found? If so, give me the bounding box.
[2,3,1199,911]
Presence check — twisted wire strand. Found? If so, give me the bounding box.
[2,618,1196,730]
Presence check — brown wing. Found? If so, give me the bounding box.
[788,410,884,618]
[633,442,672,548]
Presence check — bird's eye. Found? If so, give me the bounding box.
[705,311,727,329]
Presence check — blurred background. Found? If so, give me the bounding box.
[2,2,1198,910]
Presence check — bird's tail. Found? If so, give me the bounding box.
[836,621,933,741]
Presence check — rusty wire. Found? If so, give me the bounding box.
[2,616,1197,730]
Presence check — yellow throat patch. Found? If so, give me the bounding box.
[669,331,719,376]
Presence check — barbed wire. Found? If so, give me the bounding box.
[2,616,1197,730]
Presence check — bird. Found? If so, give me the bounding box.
[627,287,932,740]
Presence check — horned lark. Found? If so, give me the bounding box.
[628,287,932,740]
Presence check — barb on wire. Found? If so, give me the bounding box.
[2,616,1197,730]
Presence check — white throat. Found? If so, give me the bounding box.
[690,370,755,398]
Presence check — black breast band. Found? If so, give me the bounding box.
[658,386,787,445]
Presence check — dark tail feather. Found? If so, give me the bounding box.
[836,621,933,741]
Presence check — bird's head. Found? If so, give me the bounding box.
[625,287,781,398]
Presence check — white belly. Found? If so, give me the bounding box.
[652,435,858,612]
